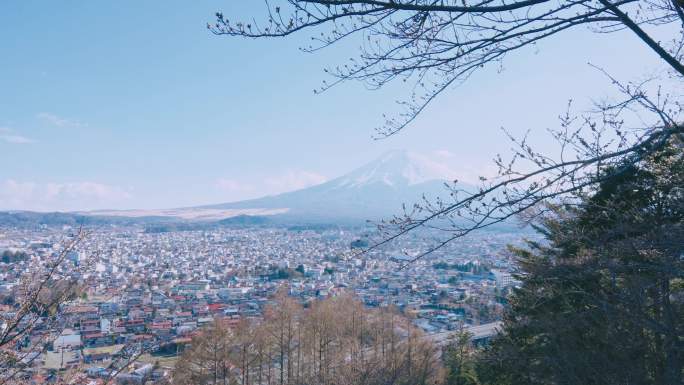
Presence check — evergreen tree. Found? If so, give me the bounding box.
[479,142,684,385]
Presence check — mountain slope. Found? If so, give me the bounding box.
[204,150,472,221]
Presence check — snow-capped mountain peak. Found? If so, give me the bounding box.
[334,149,457,188]
[203,149,470,221]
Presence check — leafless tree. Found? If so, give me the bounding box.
[0,226,166,384]
[211,0,682,132]
[212,1,683,260]
[0,228,88,385]
[172,290,443,385]
[172,321,236,385]
[262,288,301,385]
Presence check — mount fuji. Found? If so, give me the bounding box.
[202,150,473,222]
[3,150,479,226]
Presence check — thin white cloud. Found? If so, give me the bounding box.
[215,178,255,193]
[264,170,327,193]
[429,149,498,184]
[215,170,327,202]
[0,180,132,211]
[433,149,455,159]
[37,112,87,128]
[0,127,34,144]
[0,134,33,144]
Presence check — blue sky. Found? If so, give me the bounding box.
[0,1,669,211]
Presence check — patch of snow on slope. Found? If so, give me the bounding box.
[334,149,457,188]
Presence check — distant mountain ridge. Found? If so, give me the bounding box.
[203,150,473,221]
[0,150,475,225]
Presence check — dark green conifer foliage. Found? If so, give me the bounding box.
[479,142,684,385]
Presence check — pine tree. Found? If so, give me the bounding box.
[479,142,684,385]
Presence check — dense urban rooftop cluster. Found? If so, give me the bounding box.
[0,224,521,383]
